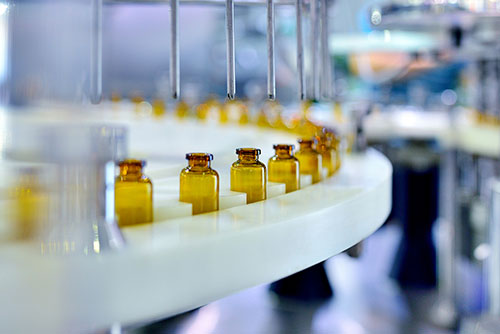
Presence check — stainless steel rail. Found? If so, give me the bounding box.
[170,0,180,99]
[91,0,103,104]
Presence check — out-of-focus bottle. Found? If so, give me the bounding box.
[111,92,122,103]
[152,99,166,118]
[196,102,209,121]
[268,144,300,193]
[238,103,250,125]
[326,131,341,172]
[257,110,270,128]
[176,100,190,119]
[115,159,153,227]
[295,138,322,184]
[231,148,267,204]
[9,168,47,241]
[316,134,335,177]
[130,94,144,113]
[219,101,230,124]
[180,153,219,214]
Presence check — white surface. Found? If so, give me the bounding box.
[363,108,451,142]
[360,107,500,159]
[0,150,391,334]
[0,108,392,333]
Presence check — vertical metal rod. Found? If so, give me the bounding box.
[320,0,332,99]
[266,0,275,100]
[170,0,180,99]
[488,179,500,316]
[431,149,458,327]
[226,0,235,100]
[310,0,320,100]
[90,0,102,104]
[295,0,305,100]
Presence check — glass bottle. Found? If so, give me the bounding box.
[326,131,341,172]
[175,100,190,119]
[316,134,335,177]
[9,168,47,241]
[219,100,230,124]
[238,102,250,125]
[180,153,219,214]
[268,144,300,193]
[111,92,121,103]
[115,159,153,227]
[152,99,166,118]
[130,94,144,114]
[231,148,267,203]
[295,138,322,184]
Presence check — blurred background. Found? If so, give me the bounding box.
[3,0,500,333]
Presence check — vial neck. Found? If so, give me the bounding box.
[120,165,143,179]
[238,153,258,163]
[276,148,292,158]
[188,159,211,170]
[299,143,314,151]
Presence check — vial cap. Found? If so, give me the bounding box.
[273,144,294,151]
[185,153,214,161]
[236,148,261,155]
[118,159,146,168]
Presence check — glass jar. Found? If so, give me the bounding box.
[295,138,322,184]
[316,134,335,177]
[180,153,219,214]
[115,159,153,227]
[231,148,267,203]
[268,144,300,193]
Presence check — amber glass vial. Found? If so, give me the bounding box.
[268,144,300,193]
[10,169,46,241]
[326,131,341,172]
[180,153,219,214]
[316,135,335,177]
[175,100,190,119]
[152,99,166,117]
[295,138,322,184]
[231,148,267,203]
[115,159,153,227]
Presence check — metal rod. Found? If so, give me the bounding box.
[431,149,458,327]
[488,179,500,316]
[320,0,332,99]
[170,0,180,99]
[266,0,275,100]
[107,0,295,6]
[310,0,319,100]
[90,0,103,104]
[295,0,305,100]
[226,0,235,99]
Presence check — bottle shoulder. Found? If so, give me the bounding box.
[269,155,299,163]
[296,149,319,157]
[116,174,152,184]
[180,167,219,177]
[232,160,266,169]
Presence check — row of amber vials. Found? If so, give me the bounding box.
[114,135,340,226]
[179,137,339,215]
[113,93,338,140]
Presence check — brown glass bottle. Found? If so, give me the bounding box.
[295,138,322,184]
[326,131,341,172]
[115,159,153,227]
[316,134,335,177]
[152,99,166,118]
[176,100,190,119]
[231,148,267,203]
[180,153,219,214]
[268,144,300,193]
